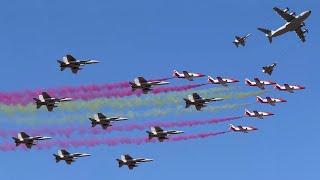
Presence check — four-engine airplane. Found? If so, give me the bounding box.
[53,149,91,165]
[89,113,128,129]
[173,70,205,81]
[57,54,99,74]
[256,96,287,106]
[244,109,274,119]
[233,33,252,47]
[33,92,72,112]
[208,76,239,87]
[274,83,305,93]
[229,124,258,133]
[184,93,224,111]
[258,7,311,43]
[129,77,170,94]
[245,78,275,90]
[146,126,184,142]
[116,154,153,170]
[12,132,51,149]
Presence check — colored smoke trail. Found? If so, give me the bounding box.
[0,131,229,151]
[0,117,241,138]
[4,103,251,126]
[0,84,204,106]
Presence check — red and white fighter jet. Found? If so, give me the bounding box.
[244,109,274,119]
[245,78,275,90]
[207,76,239,87]
[274,83,305,93]
[229,124,258,133]
[256,96,287,106]
[173,70,205,81]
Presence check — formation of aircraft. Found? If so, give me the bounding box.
[57,54,99,74]
[116,154,153,170]
[256,96,287,106]
[89,113,128,129]
[244,109,274,119]
[146,126,184,142]
[229,124,258,133]
[245,78,275,90]
[233,33,251,47]
[53,149,91,165]
[184,93,224,111]
[262,62,277,75]
[258,7,311,43]
[129,77,170,94]
[207,76,239,87]
[33,92,72,111]
[12,132,51,149]
[173,70,205,81]
[274,83,305,93]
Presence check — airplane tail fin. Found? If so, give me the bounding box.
[146,131,153,140]
[12,137,21,146]
[244,109,250,116]
[257,28,272,43]
[172,70,180,77]
[256,96,263,103]
[183,99,191,109]
[89,118,98,127]
[57,60,66,71]
[244,78,253,86]
[53,154,61,163]
[33,98,42,109]
[116,159,124,168]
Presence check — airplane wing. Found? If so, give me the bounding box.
[66,160,73,165]
[295,27,306,42]
[192,93,202,100]
[158,137,166,142]
[71,67,80,74]
[101,123,111,130]
[46,105,54,112]
[18,132,30,139]
[138,77,148,84]
[42,92,52,99]
[25,143,33,149]
[183,71,193,81]
[59,149,70,156]
[124,154,133,161]
[128,165,135,170]
[154,126,164,133]
[273,7,295,22]
[195,105,203,111]
[66,54,77,62]
[97,113,106,119]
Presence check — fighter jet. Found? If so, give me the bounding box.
[116,154,153,170]
[184,93,224,111]
[146,126,184,142]
[33,92,72,111]
[245,78,275,90]
[12,132,51,149]
[173,70,205,81]
[258,7,311,43]
[262,62,277,75]
[233,33,251,47]
[256,96,287,106]
[229,124,258,133]
[89,113,128,129]
[53,149,91,165]
[208,76,239,87]
[274,83,305,93]
[57,54,99,74]
[129,77,170,94]
[244,109,274,119]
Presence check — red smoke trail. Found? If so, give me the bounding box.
[0,131,229,151]
[0,117,241,138]
[0,83,204,106]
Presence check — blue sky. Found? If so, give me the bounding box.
[0,0,318,179]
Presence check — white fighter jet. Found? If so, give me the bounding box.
[229,124,258,133]
[57,54,99,74]
[116,154,153,170]
[245,78,275,90]
[146,126,184,142]
[173,70,205,81]
[12,132,51,149]
[233,33,251,47]
[258,7,311,43]
[184,93,224,111]
[274,83,305,93]
[129,77,170,94]
[208,76,239,87]
[256,96,287,106]
[89,113,128,129]
[53,149,91,165]
[33,92,72,112]
[244,109,274,119]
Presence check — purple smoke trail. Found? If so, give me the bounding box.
[0,131,229,151]
[0,83,204,106]
[0,117,241,138]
